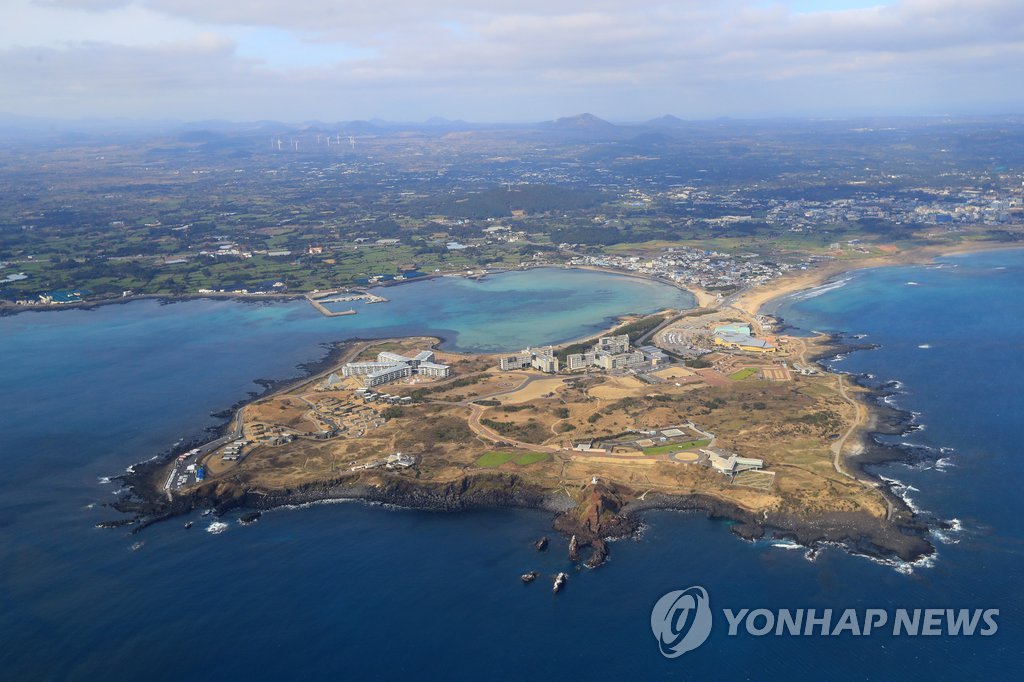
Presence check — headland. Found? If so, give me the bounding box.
[107,256,958,570]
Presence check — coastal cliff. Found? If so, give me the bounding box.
[111,457,935,567]
[101,299,946,571]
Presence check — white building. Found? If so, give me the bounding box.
[498,347,560,373]
[343,350,450,387]
[565,336,662,373]
[703,447,764,476]
[499,352,533,371]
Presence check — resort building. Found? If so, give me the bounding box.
[565,335,666,373]
[498,347,560,373]
[498,352,533,371]
[530,347,560,373]
[596,334,630,355]
[417,362,452,378]
[342,350,450,387]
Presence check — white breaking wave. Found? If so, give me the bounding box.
[906,281,920,286]
[801,540,935,574]
[271,498,358,512]
[932,518,965,545]
[879,475,925,514]
[207,521,229,534]
[97,476,112,485]
[790,277,853,301]
[918,343,931,349]
[877,551,936,575]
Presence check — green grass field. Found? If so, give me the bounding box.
[474,451,549,468]
[642,439,711,456]
[728,367,759,381]
[513,452,549,466]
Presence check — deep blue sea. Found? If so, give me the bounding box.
[1,260,1021,679]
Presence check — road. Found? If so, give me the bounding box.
[465,403,563,453]
[166,340,375,495]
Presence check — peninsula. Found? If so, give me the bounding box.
[114,272,939,568]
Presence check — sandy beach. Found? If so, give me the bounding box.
[733,240,1024,316]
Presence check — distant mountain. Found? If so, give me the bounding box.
[645,114,688,128]
[538,113,626,140]
[544,113,618,131]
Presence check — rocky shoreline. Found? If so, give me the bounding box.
[108,438,935,569]
[0,290,302,317]
[98,314,938,572]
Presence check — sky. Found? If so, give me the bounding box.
[1,0,1022,122]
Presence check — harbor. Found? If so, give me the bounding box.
[305,289,389,317]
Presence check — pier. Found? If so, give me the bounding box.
[305,289,388,317]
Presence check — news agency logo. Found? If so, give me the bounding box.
[652,586,1000,659]
[650,586,713,658]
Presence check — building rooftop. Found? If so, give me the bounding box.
[714,324,752,336]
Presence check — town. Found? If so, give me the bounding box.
[3,116,1023,308]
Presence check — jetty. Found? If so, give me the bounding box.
[305,289,388,317]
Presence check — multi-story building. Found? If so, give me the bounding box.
[499,352,533,371]
[498,347,560,373]
[417,361,452,379]
[566,336,663,372]
[596,334,630,355]
[530,348,559,373]
[343,350,451,387]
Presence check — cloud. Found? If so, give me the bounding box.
[1,0,1023,120]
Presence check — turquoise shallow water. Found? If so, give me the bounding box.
[1,259,1022,679]
[329,267,691,352]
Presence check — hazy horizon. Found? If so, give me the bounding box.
[3,1,1024,122]
[3,111,1023,132]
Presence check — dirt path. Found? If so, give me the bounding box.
[830,371,896,520]
[465,404,562,454]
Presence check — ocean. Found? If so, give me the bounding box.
[0,260,1021,679]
